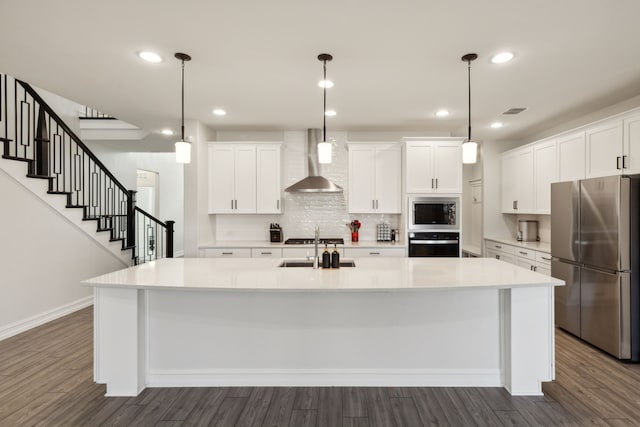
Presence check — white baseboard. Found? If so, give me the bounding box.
[146,368,502,388]
[0,296,94,341]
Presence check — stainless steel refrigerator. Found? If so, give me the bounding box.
[551,175,640,361]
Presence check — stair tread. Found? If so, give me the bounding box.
[26,174,53,180]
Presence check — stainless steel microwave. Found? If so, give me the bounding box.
[408,197,459,231]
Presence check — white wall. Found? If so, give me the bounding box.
[0,168,126,337]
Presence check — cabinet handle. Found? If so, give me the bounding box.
[431,178,434,189]
[231,200,234,209]
[435,178,438,189]
[623,155,628,169]
[533,266,537,272]
[513,200,518,210]
[261,252,272,255]
[541,256,551,261]
[617,156,622,170]
[277,199,280,210]
[530,265,534,271]
[369,252,381,255]
[376,200,379,209]
[222,252,233,255]
[519,251,528,255]
[235,200,238,209]
[496,255,501,260]
[495,245,502,249]
[372,200,376,209]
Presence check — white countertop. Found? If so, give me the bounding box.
[82,257,563,292]
[199,240,407,249]
[484,236,551,254]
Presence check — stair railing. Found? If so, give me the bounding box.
[0,73,174,264]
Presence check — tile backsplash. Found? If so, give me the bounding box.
[212,130,401,242]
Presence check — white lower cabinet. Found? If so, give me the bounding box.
[250,248,283,258]
[485,239,550,276]
[343,247,406,258]
[203,248,252,258]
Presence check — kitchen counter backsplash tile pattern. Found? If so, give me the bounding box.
[214,131,400,242]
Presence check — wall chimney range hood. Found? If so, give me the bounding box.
[284,129,343,193]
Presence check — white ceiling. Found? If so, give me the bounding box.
[3,0,640,151]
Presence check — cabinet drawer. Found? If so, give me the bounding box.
[515,248,536,261]
[535,252,552,265]
[251,248,283,258]
[203,248,251,258]
[485,240,515,255]
[344,247,406,258]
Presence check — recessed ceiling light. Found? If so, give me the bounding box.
[138,51,163,63]
[491,52,515,64]
[491,122,504,129]
[435,109,449,117]
[161,129,174,135]
[213,109,227,116]
[318,80,334,88]
[325,110,336,116]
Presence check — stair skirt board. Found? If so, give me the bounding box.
[0,296,93,341]
[0,160,132,267]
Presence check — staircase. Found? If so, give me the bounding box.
[0,73,174,265]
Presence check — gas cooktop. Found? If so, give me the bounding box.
[284,238,345,245]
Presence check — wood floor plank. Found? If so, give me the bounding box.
[289,409,317,427]
[262,387,296,427]
[605,419,638,427]
[160,387,209,422]
[432,388,478,426]
[101,404,145,427]
[389,397,423,427]
[343,387,367,417]
[365,387,397,427]
[128,387,186,426]
[494,410,530,426]
[343,417,371,427]
[181,388,227,427]
[294,387,319,410]
[542,381,610,425]
[317,387,343,427]
[410,387,450,426]
[235,387,275,427]
[208,396,248,426]
[453,387,505,426]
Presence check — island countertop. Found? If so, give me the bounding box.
[82,257,563,292]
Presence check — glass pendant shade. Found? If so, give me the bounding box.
[175,140,191,164]
[318,141,332,164]
[462,140,478,164]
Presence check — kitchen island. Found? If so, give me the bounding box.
[83,257,563,397]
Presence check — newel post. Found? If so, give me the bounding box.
[165,220,175,258]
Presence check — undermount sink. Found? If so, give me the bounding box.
[278,260,356,268]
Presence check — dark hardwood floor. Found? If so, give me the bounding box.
[1,307,640,426]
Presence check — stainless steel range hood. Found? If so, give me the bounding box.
[284,129,343,193]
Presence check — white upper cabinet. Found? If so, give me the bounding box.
[501,140,556,215]
[405,138,463,194]
[348,143,401,213]
[208,142,281,214]
[533,140,557,214]
[623,112,640,174]
[557,131,586,182]
[586,119,623,178]
[256,144,282,213]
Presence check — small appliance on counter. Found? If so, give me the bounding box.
[270,223,283,243]
[517,220,539,242]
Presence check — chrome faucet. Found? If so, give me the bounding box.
[313,225,320,269]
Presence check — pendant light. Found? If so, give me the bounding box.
[174,52,192,164]
[461,53,478,164]
[317,53,333,164]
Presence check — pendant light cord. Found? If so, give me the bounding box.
[467,59,472,141]
[322,59,327,143]
[181,58,185,142]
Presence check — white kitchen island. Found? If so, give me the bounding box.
[82,257,563,397]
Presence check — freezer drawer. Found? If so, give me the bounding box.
[580,268,631,360]
[551,259,580,337]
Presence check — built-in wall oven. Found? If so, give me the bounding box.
[408,197,460,257]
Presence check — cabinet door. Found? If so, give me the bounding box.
[348,147,376,213]
[535,263,551,276]
[233,146,257,213]
[586,120,623,178]
[208,145,236,213]
[256,145,281,213]
[501,152,518,213]
[517,258,535,271]
[557,131,586,182]
[534,140,557,214]
[623,113,640,174]
[405,142,435,193]
[434,142,462,193]
[374,146,401,213]
[516,147,534,213]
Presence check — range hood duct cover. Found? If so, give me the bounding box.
[284,129,343,193]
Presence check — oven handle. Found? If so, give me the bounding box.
[410,240,459,244]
